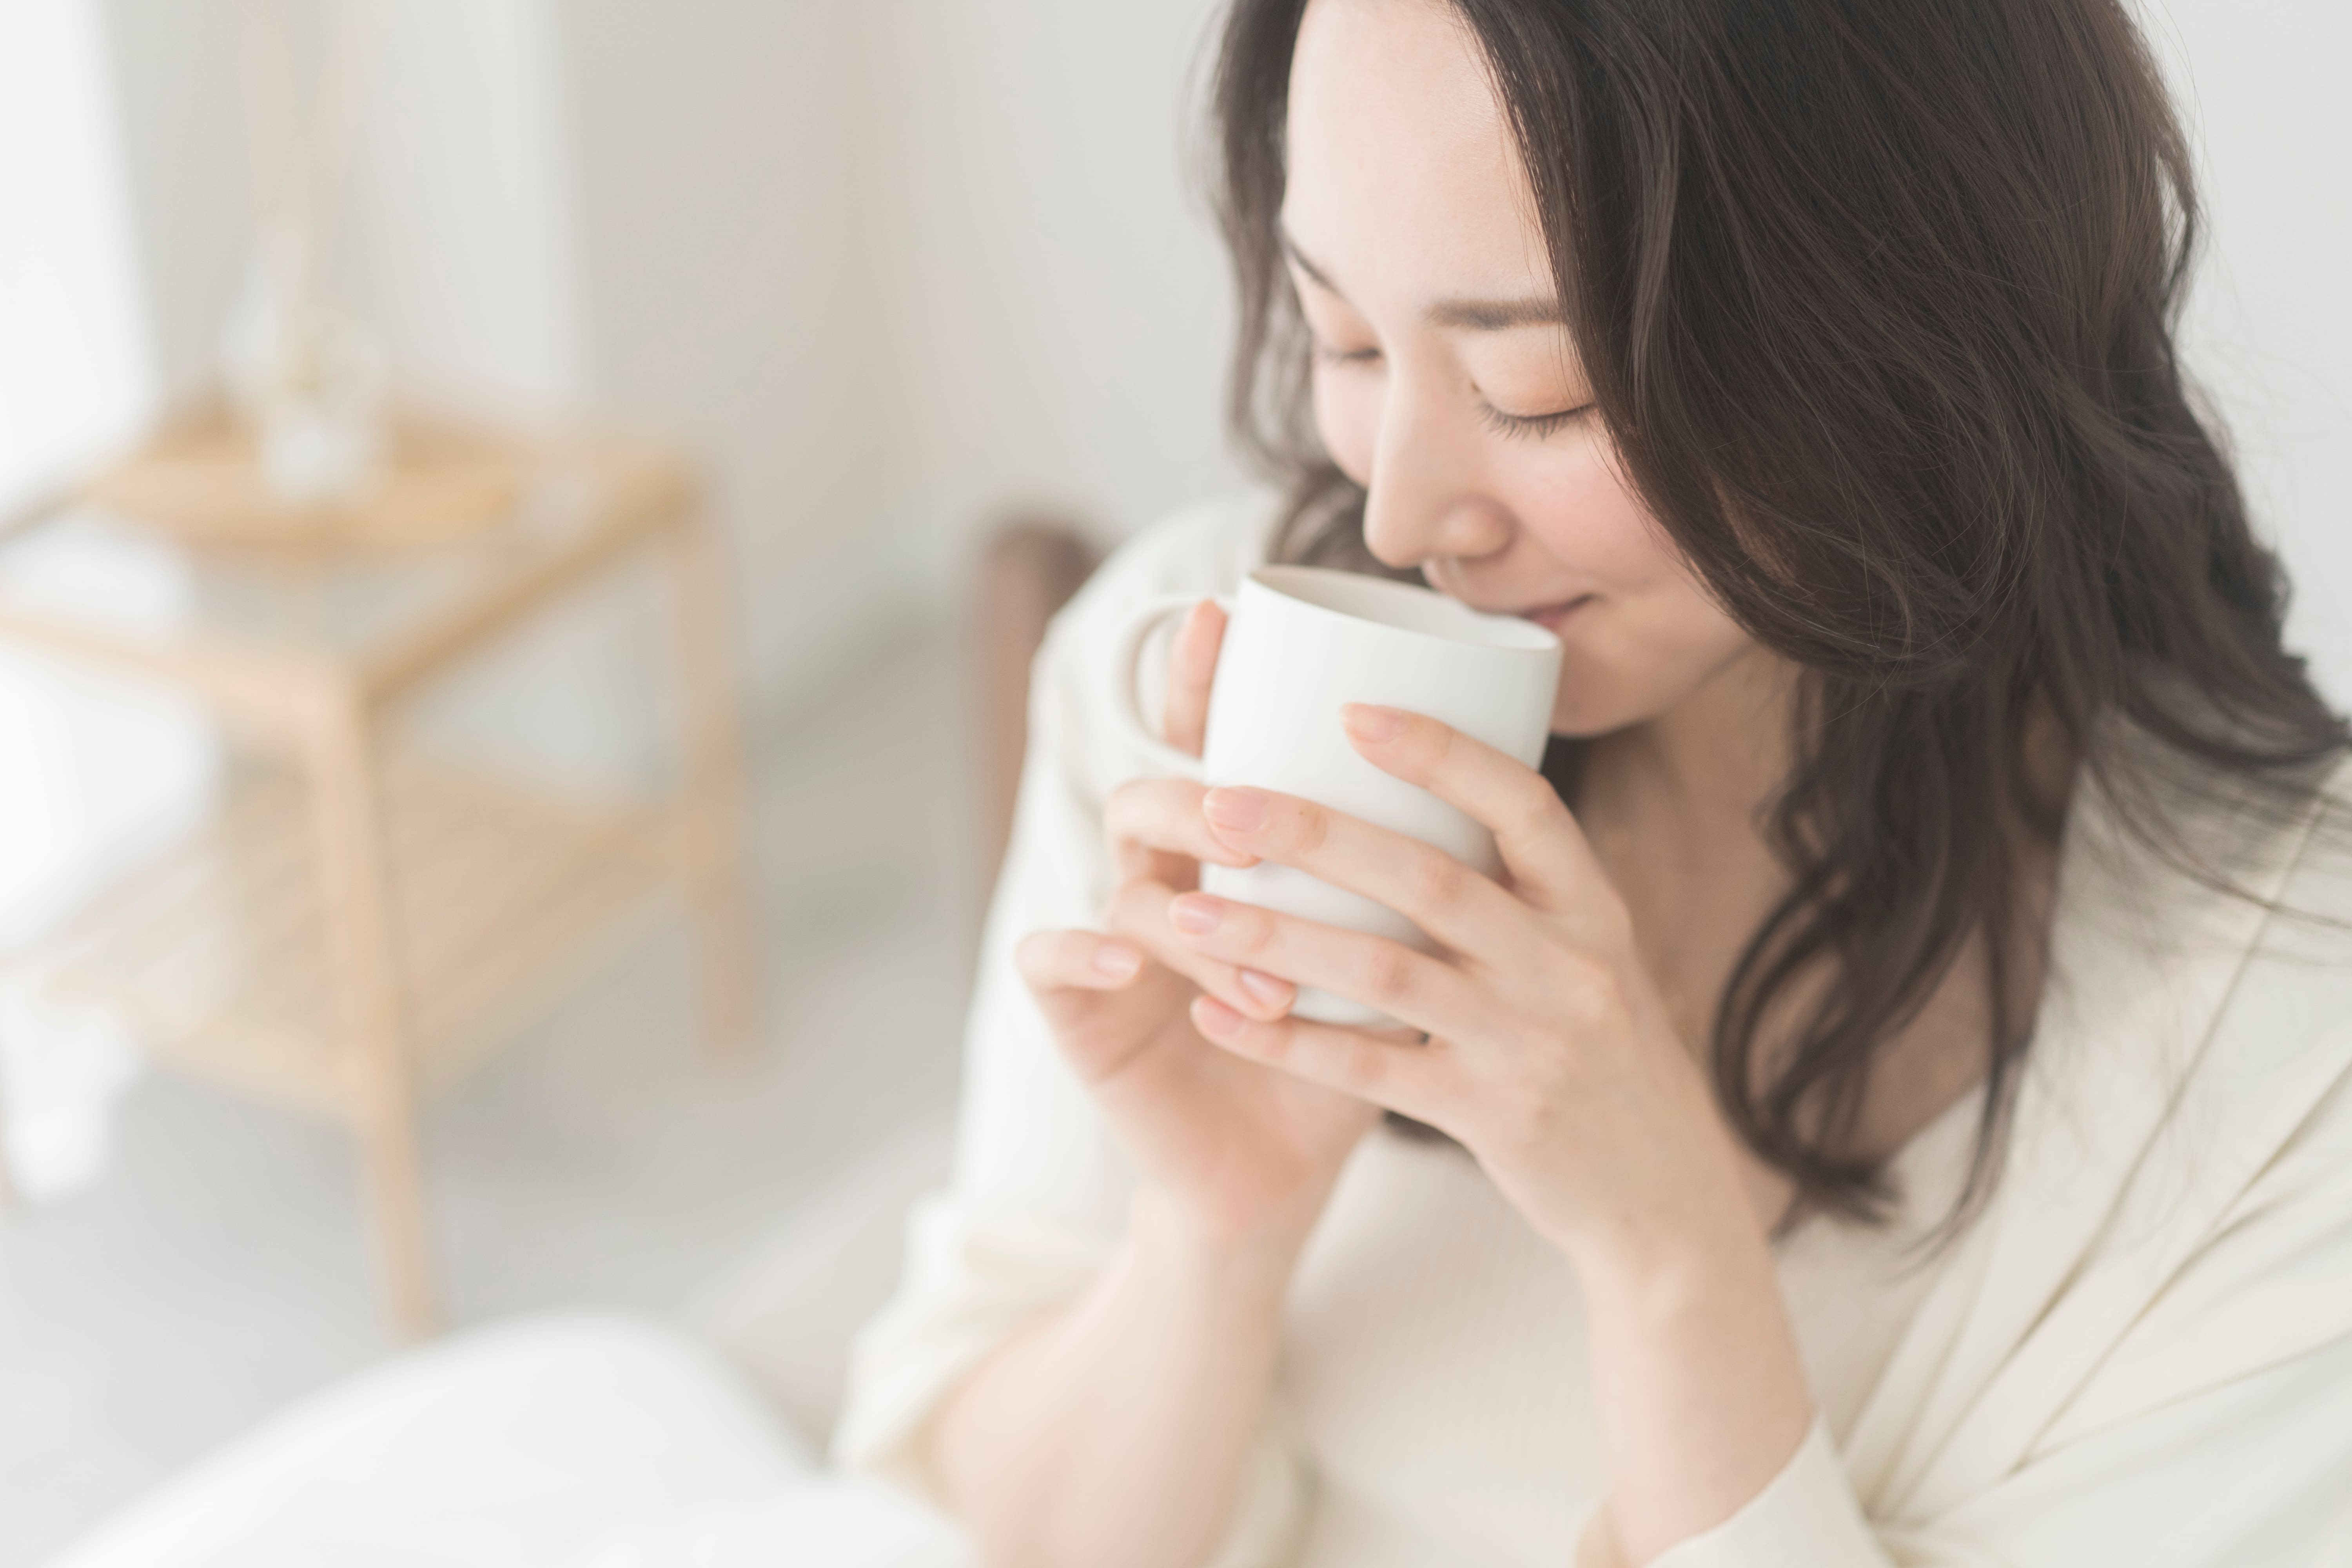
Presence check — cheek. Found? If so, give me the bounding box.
[1508,440,1669,587]
[1505,443,1758,729]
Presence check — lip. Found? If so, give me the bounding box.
[1519,595,1593,626]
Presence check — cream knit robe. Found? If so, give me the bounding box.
[833,492,2352,1567]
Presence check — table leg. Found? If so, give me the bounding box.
[306,696,439,1336]
[661,494,765,1064]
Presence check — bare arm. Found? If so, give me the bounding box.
[1577,1209,1815,1566]
[932,1188,1304,1568]
[925,597,1373,1564]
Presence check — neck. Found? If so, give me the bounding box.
[1588,644,1802,834]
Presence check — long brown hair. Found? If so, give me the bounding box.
[1208,0,2349,1242]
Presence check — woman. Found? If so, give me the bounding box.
[835,0,2352,1564]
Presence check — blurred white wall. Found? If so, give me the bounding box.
[552,0,1247,691]
[100,0,583,410]
[95,0,246,401]
[345,0,585,410]
[2138,0,2352,705]
[860,0,1245,558]
[554,0,901,696]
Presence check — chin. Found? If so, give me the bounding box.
[1544,693,1657,741]
[1541,631,1762,742]
[1544,661,1719,739]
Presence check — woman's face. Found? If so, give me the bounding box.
[1283,0,1758,737]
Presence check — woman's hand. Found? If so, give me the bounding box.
[1163,701,1821,1564]
[1015,600,1388,1256]
[1161,700,1762,1276]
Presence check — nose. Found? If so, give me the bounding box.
[1358,381,1514,573]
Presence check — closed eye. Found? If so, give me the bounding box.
[1475,398,1594,440]
[1312,340,1382,367]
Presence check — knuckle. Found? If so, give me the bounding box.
[1508,780,1565,842]
[1518,1029,1579,1101]
[1058,1004,1134,1069]
[1100,779,1149,832]
[1556,952,1627,1024]
[1401,847,1468,913]
[1017,931,1109,1012]
[1104,879,1165,935]
[1103,778,1171,840]
[1327,1041,1386,1097]
[1357,942,1419,1007]
[1490,1094,1556,1163]
[1588,897,1637,956]
[1013,929,1055,984]
[1216,902,1274,958]
[1478,1058,1566,1154]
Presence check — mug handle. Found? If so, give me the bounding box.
[1104,590,1236,779]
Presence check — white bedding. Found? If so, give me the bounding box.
[40,1311,973,1568]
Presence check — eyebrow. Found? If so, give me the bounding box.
[1280,227,1566,332]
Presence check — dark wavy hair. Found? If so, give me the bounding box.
[1207,0,2349,1244]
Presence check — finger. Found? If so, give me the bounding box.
[1195,780,1534,964]
[1018,927,1215,1084]
[1105,879,1301,1022]
[1189,993,1456,1127]
[1162,598,1225,758]
[1164,889,1488,1044]
[1334,704,1604,915]
[1015,926,1147,988]
[1014,928,1154,1053]
[1105,776,1260,884]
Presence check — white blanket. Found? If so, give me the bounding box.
[42,1312,974,1568]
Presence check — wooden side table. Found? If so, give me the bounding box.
[0,403,766,1334]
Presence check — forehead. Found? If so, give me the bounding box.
[1282,0,1550,300]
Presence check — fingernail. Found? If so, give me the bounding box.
[1236,968,1291,1008]
[1169,895,1222,935]
[1093,943,1140,979]
[1201,787,1267,832]
[1342,703,1402,741]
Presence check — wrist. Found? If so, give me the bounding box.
[1127,1184,1310,1309]
[1570,1203,1815,1564]
[1569,1192,1780,1327]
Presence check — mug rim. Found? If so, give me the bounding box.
[1247,564,1562,655]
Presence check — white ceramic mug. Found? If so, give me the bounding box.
[1106,564,1561,1029]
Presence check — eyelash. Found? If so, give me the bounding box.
[1309,339,1593,441]
[1474,398,1595,441]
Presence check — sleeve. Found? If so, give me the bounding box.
[1572,1328,2352,1568]
[827,541,1313,1568]
[1578,1102,2352,1568]
[1575,789,2352,1568]
[1606,1415,1895,1568]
